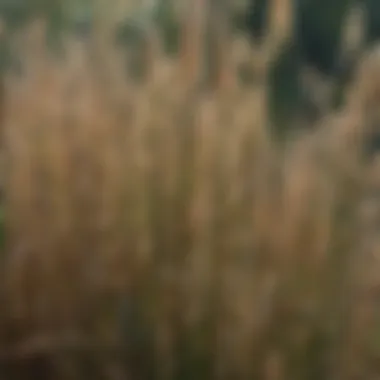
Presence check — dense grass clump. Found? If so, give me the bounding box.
[1,2,380,379]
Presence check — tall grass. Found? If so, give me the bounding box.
[1,2,380,379]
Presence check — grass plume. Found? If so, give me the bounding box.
[1,2,380,379]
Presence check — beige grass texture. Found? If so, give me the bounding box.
[1,2,380,379]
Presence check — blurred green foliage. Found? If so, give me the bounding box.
[0,0,63,29]
[0,0,377,133]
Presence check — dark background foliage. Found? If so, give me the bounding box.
[0,0,379,135]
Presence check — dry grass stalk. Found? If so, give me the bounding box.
[0,2,380,380]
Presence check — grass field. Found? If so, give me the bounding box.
[1,3,380,379]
